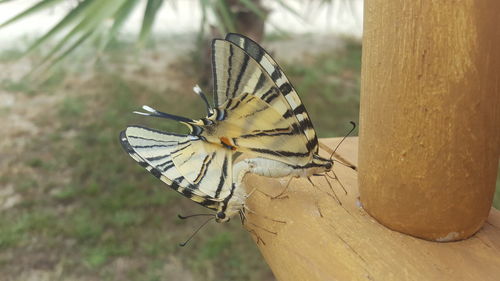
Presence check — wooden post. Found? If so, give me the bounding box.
[358,0,500,241]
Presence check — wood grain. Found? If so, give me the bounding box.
[358,0,500,240]
[244,138,500,281]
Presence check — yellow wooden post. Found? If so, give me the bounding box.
[358,0,500,241]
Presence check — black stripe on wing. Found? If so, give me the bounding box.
[248,147,310,158]
[238,126,299,138]
[225,43,234,101]
[214,155,229,198]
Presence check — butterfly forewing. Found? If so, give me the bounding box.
[214,94,311,164]
[211,39,315,165]
[212,40,289,118]
[225,33,319,155]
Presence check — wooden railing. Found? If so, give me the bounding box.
[245,138,500,281]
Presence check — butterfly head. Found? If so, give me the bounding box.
[215,212,230,223]
[215,203,245,223]
[311,154,333,174]
[215,194,245,223]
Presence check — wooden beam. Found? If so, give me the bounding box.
[244,138,500,281]
[358,0,500,240]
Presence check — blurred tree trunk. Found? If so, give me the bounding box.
[197,0,268,90]
[227,0,267,42]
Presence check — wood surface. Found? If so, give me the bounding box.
[358,0,500,240]
[244,138,500,281]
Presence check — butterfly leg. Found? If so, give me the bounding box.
[246,185,275,199]
[236,171,275,201]
[328,169,348,195]
[321,175,342,205]
[244,206,286,224]
[271,176,294,200]
[309,175,343,205]
[240,209,273,245]
[246,184,289,200]
[243,224,267,246]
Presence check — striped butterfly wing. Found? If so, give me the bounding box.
[120,126,227,210]
[212,39,291,119]
[170,136,233,200]
[211,39,314,165]
[213,93,312,163]
[224,33,319,154]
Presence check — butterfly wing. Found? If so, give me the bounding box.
[213,94,312,164]
[120,126,223,209]
[210,38,315,165]
[170,136,233,200]
[225,33,319,154]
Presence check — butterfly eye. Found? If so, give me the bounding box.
[326,162,333,170]
[216,212,226,220]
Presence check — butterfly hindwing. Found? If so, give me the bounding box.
[120,126,223,209]
[170,138,233,199]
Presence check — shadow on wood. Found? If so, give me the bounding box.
[243,137,500,281]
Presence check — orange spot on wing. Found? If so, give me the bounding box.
[220,137,237,151]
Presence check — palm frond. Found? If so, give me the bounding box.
[214,0,235,34]
[238,0,267,19]
[274,0,304,19]
[0,0,307,71]
[0,0,64,28]
[139,0,165,44]
[24,0,97,55]
[111,0,141,41]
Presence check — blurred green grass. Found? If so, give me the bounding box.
[285,39,361,137]
[0,35,498,281]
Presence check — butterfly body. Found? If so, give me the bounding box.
[239,155,332,179]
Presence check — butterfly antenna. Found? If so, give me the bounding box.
[178,213,213,219]
[330,121,357,159]
[332,159,357,170]
[179,217,213,247]
[193,85,213,115]
[134,105,194,123]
